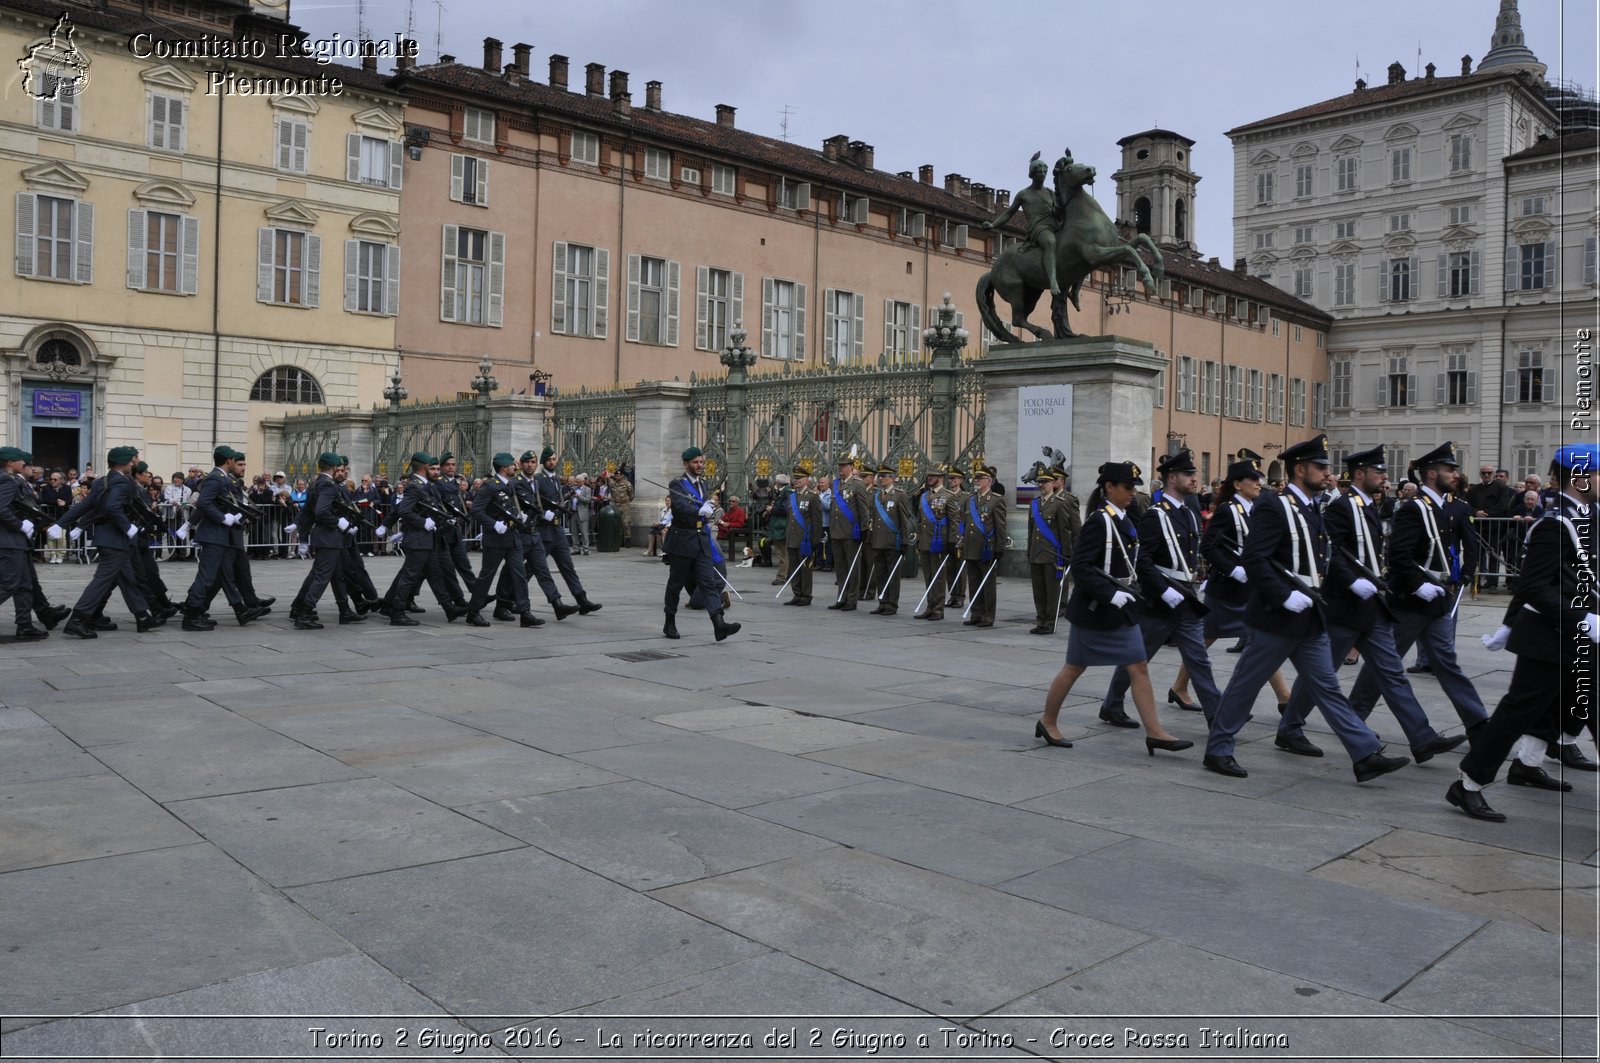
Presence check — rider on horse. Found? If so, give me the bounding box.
[983,153,1063,299]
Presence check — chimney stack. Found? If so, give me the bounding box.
[1424,62,1436,80]
[585,62,605,96]
[715,103,736,128]
[503,63,519,84]
[897,170,912,180]
[439,53,455,64]
[1354,77,1366,91]
[1461,54,1472,75]
[1387,61,1405,85]
[918,164,934,185]
[483,37,502,73]
[360,41,376,72]
[995,189,1010,208]
[972,182,992,209]
[823,134,848,161]
[609,69,629,100]
[644,79,662,111]
[847,140,873,169]
[943,172,962,193]
[1234,257,1247,273]
[959,176,972,198]
[549,54,569,89]
[396,49,413,73]
[512,42,531,77]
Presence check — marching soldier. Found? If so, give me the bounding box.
[1204,435,1406,783]
[466,452,538,627]
[1276,446,1466,762]
[127,462,180,622]
[0,446,45,638]
[1027,465,1071,635]
[827,454,870,611]
[664,446,741,642]
[378,452,466,626]
[285,453,351,630]
[536,446,602,615]
[913,465,952,620]
[782,463,823,606]
[494,451,568,622]
[435,452,477,588]
[178,447,256,631]
[334,456,383,615]
[16,450,70,632]
[961,463,1006,628]
[865,463,915,616]
[63,446,164,637]
[1096,449,1222,727]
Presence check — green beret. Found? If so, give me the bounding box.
[108,445,138,466]
[213,446,233,464]
[410,451,434,466]
[338,454,350,466]
[318,451,340,468]
[439,451,454,462]
[0,446,24,463]
[18,450,33,464]
[681,446,703,462]
[540,446,556,463]
[131,461,149,475]
[493,452,515,470]
[519,450,537,463]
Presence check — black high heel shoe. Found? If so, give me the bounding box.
[1034,721,1073,748]
[1166,689,1202,712]
[1145,736,1194,756]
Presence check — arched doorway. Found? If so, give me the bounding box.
[13,328,99,473]
[1133,196,1152,236]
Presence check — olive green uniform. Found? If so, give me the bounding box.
[961,488,1007,626]
[865,482,915,614]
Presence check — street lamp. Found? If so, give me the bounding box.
[719,322,757,370]
[922,292,970,358]
[471,356,498,397]
[529,366,552,396]
[382,366,407,406]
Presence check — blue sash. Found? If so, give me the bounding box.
[873,493,902,551]
[920,494,945,553]
[968,495,994,561]
[788,491,811,558]
[833,478,862,540]
[1031,497,1063,569]
[684,477,724,564]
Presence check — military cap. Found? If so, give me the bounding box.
[681,446,703,462]
[18,451,32,463]
[974,464,996,480]
[876,463,895,476]
[492,451,515,469]
[946,465,965,478]
[338,455,350,466]
[1236,447,1264,464]
[213,445,235,465]
[1157,448,1196,477]
[1045,465,1067,481]
[108,445,139,466]
[1225,458,1263,483]
[520,450,538,463]
[0,446,24,463]
[924,464,946,478]
[836,454,856,466]
[1552,443,1600,475]
[439,450,454,463]
[1344,445,1386,472]
[1279,435,1330,468]
[540,445,555,463]
[131,461,149,475]
[792,459,813,476]
[409,450,434,466]
[1097,460,1144,486]
[1410,440,1460,471]
[313,451,338,468]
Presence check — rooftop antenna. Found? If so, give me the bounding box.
[356,0,366,43]
[405,0,415,41]
[433,0,445,61]
[778,104,797,141]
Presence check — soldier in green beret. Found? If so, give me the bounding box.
[63,447,164,638]
[285,453,348,629]
[0,446,46,638]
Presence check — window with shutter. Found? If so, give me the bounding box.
[134,210,185,292]
[711,165,736,195]
[38,75,78,132]
[126,208,147,289]
[665,261,680,347]
[148,94,185,151]
[276,119,309,173]
[1586,237,1599,285]
[303,233,321,307]
[464,107,495,145]
[347,239,394,314]
[626,254,678,345]
[592,248,609,338]
[487,232,505,328]
[550,240,567,333]
[180,216,199,295]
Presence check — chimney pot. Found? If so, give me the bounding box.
[483,36,502,73]
[943,172,961,193]
[715,103,736,128]
[439,53,455,64]
[548,54,569,89]
[1387,61,1405,85]
[503,63,519,83]
[585,62,606,97]
[959,176,972,197]
[848,139,873,169]
[613,92,631,117]
[1461,54,1472,75]
[512,43,531,77]
[823,134,848,161]
[1355,77,1366,91]
[918,164,934,185]
[609,69,629,100]
[644,79,662,111]
[1425,62,1436,80]
[897,170,913,179]
[1234,257,1247,273]
[995,189,1010,207]
[360,41,376,72]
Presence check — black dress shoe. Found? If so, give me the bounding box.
[389,613,420,626]
[293,615,324,630]
[15,622,47,639]
[577,598,602,615]
[962,617,981,626]
[254,597,276,609]
[1551,743,1600,772]
[1028,626,1048,635]
[1353,752,1409,783]
[464,612,491,627]
[444,604,467,622]
[39,604,71,629]
[493,607,515,622]
[520,613,545,627]
[553,601,579,621]
[783,598,804,606]
[1166,689,1202,712]
[1203,754,1248,778]
[1447,779,1506,821]
[1034,720,1073,748]
[663,618,680,640]
[870,605,889,615]
[975,619,993,627]
[1411,734,1468,763]
[1145,736,1194,756]
[1226,639,1245,653]
[90,615,117,631]
[1275,733,1324,757]
[1507,761,1573,791]
[1097,709,1140,729]
[63,615,96,639]
[405,603,426,614]
[338,611,365,625]
[135,612,166,633]
[837,602,857,612]
[181,612,216,632]
[1405,663,1432,675]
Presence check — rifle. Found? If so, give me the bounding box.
[125,495,166,540]
[13,492,52,528]
[408,493,458,531]
[1152,567,1209,615]
[1335,544,1393,597]
[217,492,267,523]
[487,486,530,529]
[1272,560,1328,614]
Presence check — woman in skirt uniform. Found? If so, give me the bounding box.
[1034,461,1194,756]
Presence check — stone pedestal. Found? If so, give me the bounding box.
[628,380,693,538]
[976,335,1163,576]
[485,395,551,460]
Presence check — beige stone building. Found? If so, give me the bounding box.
[1,0,403,475]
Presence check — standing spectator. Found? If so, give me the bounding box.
[748,477,774,567]
[767,473,791,584]
[288,478,309,557]
[38,470,73,564]
[65,467,80,489]
[571,473,593,554]
[1466,463,1516,588]
[163,473,191,506]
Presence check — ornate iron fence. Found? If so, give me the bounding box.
[549,384,636,477]
[279,416,345,482]
[372,398,489,480]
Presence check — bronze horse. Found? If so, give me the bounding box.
[977,159,1165,344]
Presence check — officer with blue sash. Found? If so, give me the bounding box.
[866,463,914,616]
[783,463,823,606]
[664,447,740,642]
[827,455,870,611]
[961,463,1007,627]
[914,465,951,620]
[1027,465,1072,634]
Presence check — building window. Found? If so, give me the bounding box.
[1390,146,1412,183]
[463,106,495,145]
[1385,256,1415,301]
[256,228,320,307]
[696,266,742,351]
[1154,362,1166,408]
[1312,381,1328,428]
[1448,133,1472,173]
[883,299,920,359]
[778,178,811,210]
[1293,324,1303,344]
[571,130,599,165]
[762,278,806,360]
[1268,373,1284,423]
[1224,365,1244,419]
[626,254,679,346]
[938,219,969,248]
[1246,369,1264,421]
[1290,377,1307,426]
[1292,264,1313,298]
[1520,195,1547,217]
[443,226,507,326]
[450,154,489,206]
[1272,317,1281,338]
[1253,231,1275,250]
[1516,242,1552,290]
[1200,360,1221,416]
[1330,357,1352,410]
[1333,260,1356,306]
[275,117,309,174]
[17,194,92,282]
[711,164,736,195]
[823,289,861,363]
[1438,348,1475,406]
[1255,170,1274,205]
[1334,219,1358,241]
[1294,163,1313,198]
[1447,203,1473,227]
[549,240,601,336]
[680,166,701,186]
[1585,236,1598,286]
[1506,348,1548,404]
[1513,446,1541,481]
[148,93,185,151]
[349,134,401,189]
[1176,355,1197,412]
[35,73,78,132]
[127,209,198,294]
[644,147,671,181]
[1316,332,1324,349]
[345,239,399,316]
[249,366,323,404]
[1380,353,1414,407]
[1293,226,1313,245]
[1335,155,1359,192]
[1388,213,1411,233]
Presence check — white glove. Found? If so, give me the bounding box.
[1413,582,1445,602]
[543,509,556,522]
[1481,624,1512,651]
[1110,590,1135,609]
[423,517,437,532]
[1229,565,1247,583]
[1349,578,1378,600]
[1586,613,1600,644]
[390,532,403,546]
[1160,587,1184,609]
[336,517,350,532]
[493,520,508,535]
[346,524,358,536]
[284,523,297,534]
[68,527,82,541]
[1196,580,1208,597]
[20,519,34,537]
[45,524,62,541]
[516,511,530,525]
[223,512,242,527]
[698,502,715,518]
[375,524,387,538]
[126,523,139,539]
[173,523,188,541]
[1283,590,1313,613]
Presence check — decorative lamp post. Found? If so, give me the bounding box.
[382,366,407,483]
[471,356,498,397]
[720,322,757,495]
[471,357,497,474]
[529,365,552,397]
[922,293,969,467]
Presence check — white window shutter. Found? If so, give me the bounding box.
[292,121,308,172]
[1375,376,1387,407]
[550,240,567,333]
[14,193,34,276]
[1505,245,1518,290]
[794,282,806,358]
[1543,240,1557,288]
[911,212,925,239]
[180,215,199,294]
[794,182,811,211]
[126,209,147,289]
[73,201,92,283]
[147,94,162,147]
[1436,253,1447,298]
[695,265,709,350]
[384,244,400,315]
[625,253,642,341]
[303,233,321,307]
[823,289,838,358]
[909,302,921,352]
[1466,372,1477,406]
[665,259,680,346]
[1376,263,1389,302]
[345,133,361,183]
[1586,237,1599,285]
[761,277,775,356]
[1470,249,1481,295]
[592,247,609,338]
[343,239,359,311]
[1503,369,1518,404]
[257,228,275,302]
[1434,371,1445,406]
[388,139,403,190]
[851,197,869,225]
[731,271,744,331]
[1407,256,1417,298]
[1406,373,1416,405]
[449,154,465,202]
[487,231,505,327]
[441,225,459,321]
[882,297,893,353]
[277,119,294,171]
[476,159,489,207]
[954,224,969,249]
[851,292,864,361]
[39,97,55,131]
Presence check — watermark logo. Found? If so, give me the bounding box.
[18,13,90,102]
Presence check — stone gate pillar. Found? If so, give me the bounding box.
[628,380,693,538]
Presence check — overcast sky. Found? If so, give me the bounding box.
[294,0,1598,260]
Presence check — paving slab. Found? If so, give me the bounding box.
[0,725,107,785]
[999,838,1484,999]
[340,736,627,807]
[701,715,903,754]
[570,734,874,809]
[28,695,251,748]
[870,747,1126,805]
[848,701,1050,746]
[705,678,929,715]
[0,774,200,873]
[652,848,1149,1017]
[433,701,684,754]
[88,726,367,802]
[800,734,985,775]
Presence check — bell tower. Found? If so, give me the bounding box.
[1112,129,1200,255]
[1477,0,1546,79]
